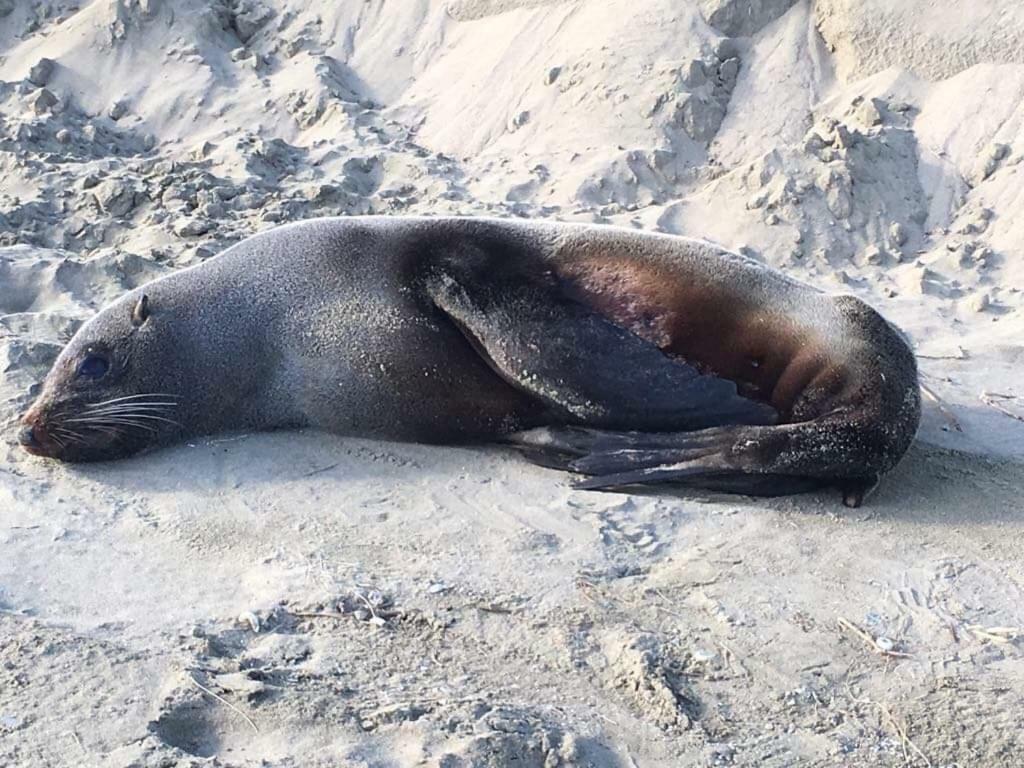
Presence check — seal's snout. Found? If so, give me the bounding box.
[19,423,41,449]
[18,414,55,457]
[18,421,40,450]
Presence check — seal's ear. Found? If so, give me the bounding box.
[131,294,151,327]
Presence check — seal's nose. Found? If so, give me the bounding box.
[19,423,40,449]
[18,421,48,454]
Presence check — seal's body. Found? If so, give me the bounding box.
[19,217,920,506]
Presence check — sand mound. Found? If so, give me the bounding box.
[816,0,1024,82]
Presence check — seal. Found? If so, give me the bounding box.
[18,216,920,507]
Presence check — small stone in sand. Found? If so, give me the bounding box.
[94,179,137,217]
[30,88,59,115]
[173,217,212,237]
[28,58,55,87]
[968,292,991,313]
[109,100,129,121]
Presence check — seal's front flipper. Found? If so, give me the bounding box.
[427,273,776,431]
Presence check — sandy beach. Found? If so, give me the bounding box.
[2,1,1023,765]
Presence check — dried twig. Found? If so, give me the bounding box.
[980,391,1024,423]
[474,602,517,614]
[301,462,340,477]
[65,731,86,756]
[838,618,913,659]
[965,624,1022,644]
[717,640,752,680]
[574,577,604,607]
[845,682,933,768]
[203,433,252,445]
[651,588,687,620]
[355,591,388,626]
[920,382,962,432]
[880,704,933,768]
[188,673,259,733]
[917,344,967,361]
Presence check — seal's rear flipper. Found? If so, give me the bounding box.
[427,272,776,431]
[510,425,877,507]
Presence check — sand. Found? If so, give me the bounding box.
[1,1,1023,766]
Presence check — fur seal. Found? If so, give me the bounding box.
[18,216,920,507]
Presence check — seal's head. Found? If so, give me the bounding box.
[19,292,183,462]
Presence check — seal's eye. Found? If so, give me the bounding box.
[77,354,110,380]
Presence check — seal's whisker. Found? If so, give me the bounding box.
[65,417,161,433]
[86,397,178,408]
[84,409,178,420]
[51,425,82,441]
[84,404,179,416]
[89,426,129,438]
[92,413,182,427]
[53,429,87,446]
[86,401,178,409]
[55,421,122,441]
[65,415,153,429]
[68,412,181,426]
[64,417,135,429]
[86,393,180,407]
[97,424,158,436]
[47,409,94,444]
